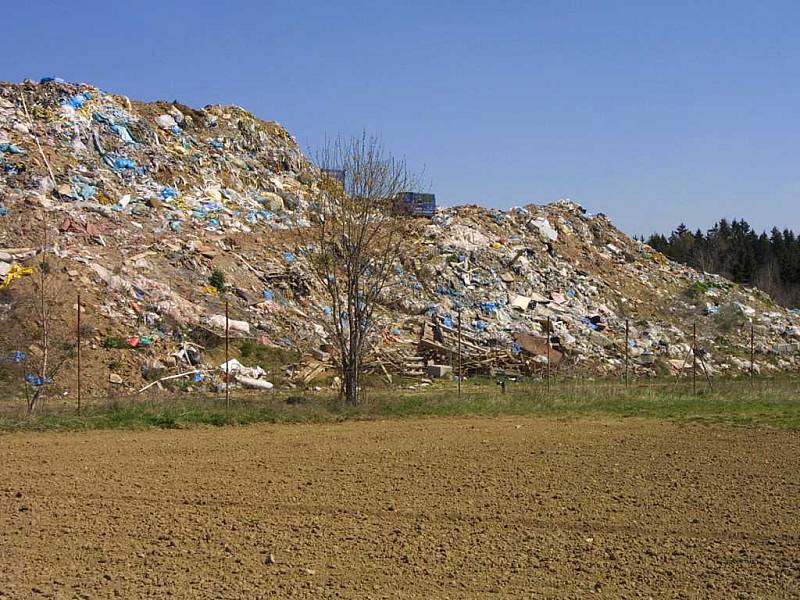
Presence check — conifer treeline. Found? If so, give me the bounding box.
[646,219,800,307]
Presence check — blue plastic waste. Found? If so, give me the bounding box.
[113,158,136,170]
[580,317,600,331]
[322,306,333,316]
[170,221,182,232]
[472,320,489,332]
[161,187,179,200]
[192,372,204,382]
[40,77,66,84]
[64,92,91,109]
[78,184,97,199]
[442,315,454,328]
[263,289,274,301]
[0,207,8,217]
[283,251,296,263]
[208,139,224,148]
[25,373,52,386]
[479,302,498,315]
[5,351,26,363]
[111,124,135,144]
[0,143,26,155]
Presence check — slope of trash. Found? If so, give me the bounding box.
[1,78,798,398]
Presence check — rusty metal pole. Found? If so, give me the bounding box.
[750,319,755,387]
[546,317,551,394]
[77,293,81,414]
[457,309,462,401]
[692,323,697,396]
[225,300,230,408]
[624,318,629,388]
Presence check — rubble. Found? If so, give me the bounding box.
[1,78,799,399]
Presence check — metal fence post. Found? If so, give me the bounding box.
[624,318,629,388]
[225,300,230,408]
[77,292,81,414]
[457,309,462,401]
[750,319,755,387]
[546,316,551,394]
[692,323,697,395]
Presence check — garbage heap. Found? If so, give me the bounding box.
[1,79,798,398]
[406,201,800,381]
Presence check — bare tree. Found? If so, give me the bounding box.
[309,133,417,404]
[0,208,73,413]
[26,211,62,413]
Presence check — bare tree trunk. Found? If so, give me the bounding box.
[309,133,419,407]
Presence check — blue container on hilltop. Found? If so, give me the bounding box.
[394,192,436,217]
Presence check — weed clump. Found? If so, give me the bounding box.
[209,268,226,293]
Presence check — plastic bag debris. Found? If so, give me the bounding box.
[530,217,558,241]
[0,264,34,289]
[3,351,26,363]
[208,314,250,335]
[218,359,273,389]
[63,92,91,109]
[237,376,274,390]
[160,187,179,200]
[25,373,52,386]
[0,143,26,155]
[156,114,177,129]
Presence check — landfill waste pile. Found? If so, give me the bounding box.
[1,78,799,400]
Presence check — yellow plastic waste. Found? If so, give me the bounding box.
[0,264,34,289]
[166,143,188,156]
[96,191,115,205]
[201,286,219,295]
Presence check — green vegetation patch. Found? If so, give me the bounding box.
[1,378,798,433]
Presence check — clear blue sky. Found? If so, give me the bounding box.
[3,0,799,236]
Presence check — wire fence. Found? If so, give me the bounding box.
[1,292,797,419]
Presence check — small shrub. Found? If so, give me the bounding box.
[209,268,226,293]
[686,281,712,299]
[240,338,256,358]
[102,336,126,349]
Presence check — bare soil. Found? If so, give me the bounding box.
[0,417,798,599]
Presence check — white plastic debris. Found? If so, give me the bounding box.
[156,114,177,129]
[236,376,273,390]
[218,358,266,379]
[209,314,250,334]
[530,218,558,241]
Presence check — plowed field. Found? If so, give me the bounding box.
[1,417,798,598]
